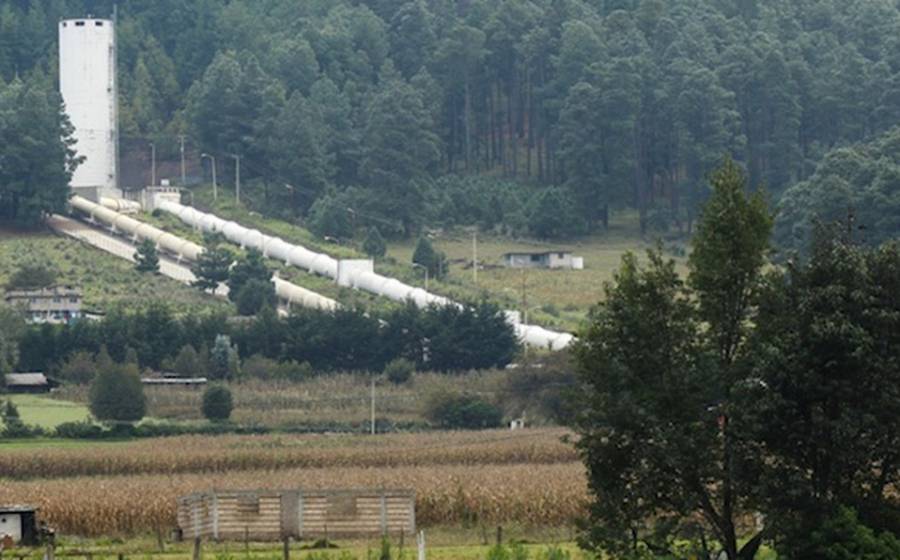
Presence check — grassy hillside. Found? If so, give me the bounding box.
[0,226,229,314]
[184,186,687,332]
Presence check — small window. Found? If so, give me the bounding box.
[62,22,67,27]
[70,297,79,303]
[75,21,85,27]
[558,252,565,258]
[95,21,104,27]
[531,254,541,262]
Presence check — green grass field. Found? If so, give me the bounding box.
[0,226,229,314]
[6,394,90,428]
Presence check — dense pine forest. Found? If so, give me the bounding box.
[3,0,900,246]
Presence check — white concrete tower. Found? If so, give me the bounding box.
[59,17,119,199]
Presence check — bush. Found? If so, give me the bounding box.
[89,360,146,424]
[383,358,414,384]
[502,351,578,424]
[780,507,900,560]
[425,390,503,430]
[235,278,277,315]
[6,263,57,289]
[202,384,233,422]
[1,400,43,438]
[54,420,105,439]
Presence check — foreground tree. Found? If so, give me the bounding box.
[572,158,771,560]
[744,227,900,556]
[0,76,81,227]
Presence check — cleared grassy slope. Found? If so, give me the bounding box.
[0,226,229,314]
[185,186,687,331]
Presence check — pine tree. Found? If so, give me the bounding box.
[362,226,387,258]
[192,245,233,292]
[134,239,160,274]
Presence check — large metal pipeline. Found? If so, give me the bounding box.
[70,196,338,311]
[157,200,575,349]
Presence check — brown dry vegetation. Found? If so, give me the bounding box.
[0,429,586,536]
[53,372,512,425]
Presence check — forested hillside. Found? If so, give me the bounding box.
[3,0,900,240]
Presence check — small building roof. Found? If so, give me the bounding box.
[503,250,572,257]
[4,285,82,299]
[141,377,208,385]
[4,373,49,387]
[0,505,38,513]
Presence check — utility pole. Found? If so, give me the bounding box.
[201,153,217,201]
[521,268,527,311]
[370,376,376,435]
[230,154,241,204]
[472,231,478,284]
[150,142,156,187]
[178,135,186,186]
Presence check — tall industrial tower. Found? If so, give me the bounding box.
[59,16,119,200]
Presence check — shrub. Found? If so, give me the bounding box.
[383,358,414,385]
[89,360,146,424]
[425,390,503,430]
[780,507,900,560]
[235,278,277,315]
[202,384,233,422]
[6,263,57,289]
[502,351,578,425]
[54,420,105,439]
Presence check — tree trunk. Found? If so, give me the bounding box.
[464,77,472,173]
[526,70,534,178]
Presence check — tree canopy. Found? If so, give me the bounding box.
[4,1,900,239]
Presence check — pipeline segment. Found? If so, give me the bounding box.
[70,196,338,311]
[157,200,575,349]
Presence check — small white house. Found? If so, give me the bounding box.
[502,251,584,270]
[0,506,39,546]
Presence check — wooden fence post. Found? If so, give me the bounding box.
[282,536,290,560]
[496,526,503,546]
[192,537,202,560]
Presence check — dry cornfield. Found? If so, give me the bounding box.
[0,429,577,479]
[0,429,588,536]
